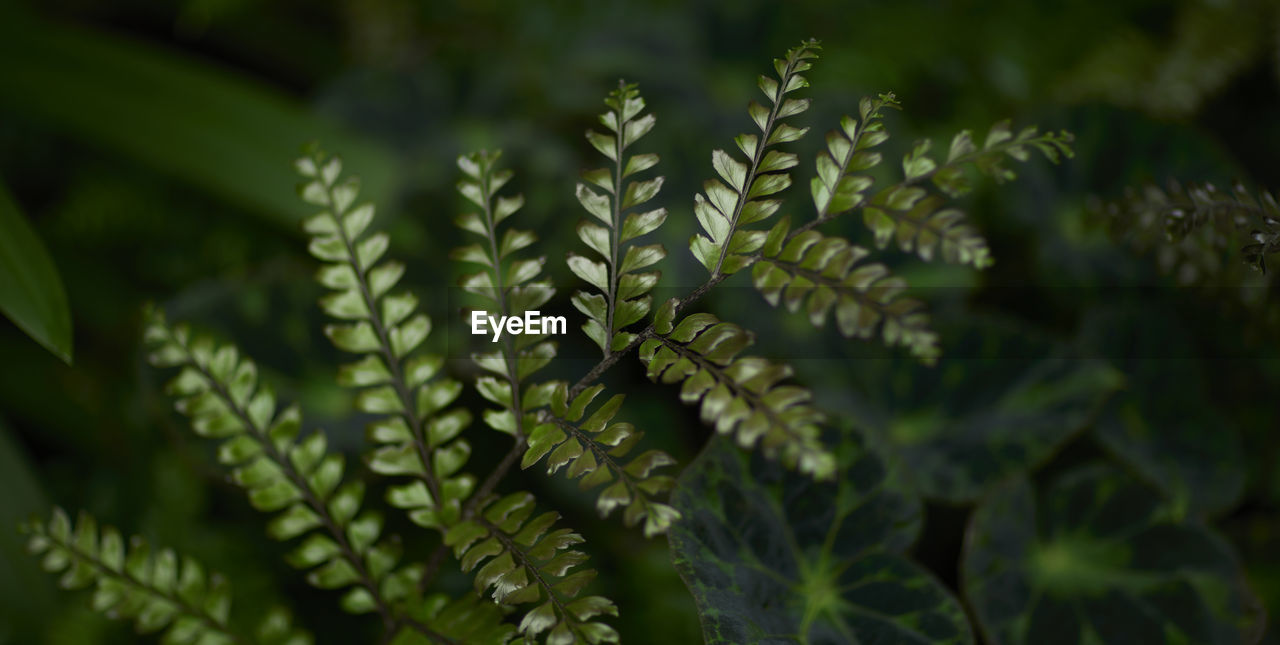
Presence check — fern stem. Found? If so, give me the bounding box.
[710,50,806,277]
[318,183,445,507]
[44,526,250,645]
[157,327,455,644]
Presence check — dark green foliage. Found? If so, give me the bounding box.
[841,320,1123,502]
[752,94,940,362]
[8,3,1280,645]
[1080,307,1247,516]
[143,308,503,643]
[1098,179,1280,278]
[753,223,938,362]
[669,431,972,644]
[42,28,1256,645]
[963,465,1263,645]
[25,508,310,645]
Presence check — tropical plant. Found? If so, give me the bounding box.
[26,38,1262,645]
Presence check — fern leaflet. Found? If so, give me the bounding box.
[144,310,464,643]
[752,95,938,362]
[570,82,668,355]
[297,147,475,537]
[444,494,619,644]
[863,118,1073,267]
[24,508,311,645]
[639,307,835,478]
[523,383,681,536]
[690,38,818,276]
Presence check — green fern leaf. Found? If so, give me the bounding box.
[296,146,475,538]
[638,312,835,479]
[862,118,1073,267]
[143,308,456,641]
[522,382,681,537]
[24,508,312,645]
[454,150,557,435]
[808,93,899,221]
[752,219,938,362]
[444,494,619,644]
[571,82,668,355]
[690,39,819,277]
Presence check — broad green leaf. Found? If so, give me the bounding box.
[963,464,1263,645]
[0,181,72,363]
[669,430,973,645]
[0,11,395,230]
[842,318,1121,502]
[1079,306,1244,516]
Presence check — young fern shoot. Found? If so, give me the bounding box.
[571,83,668,356]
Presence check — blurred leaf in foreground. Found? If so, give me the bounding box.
[0,180,72,363]
[0,8,397,230]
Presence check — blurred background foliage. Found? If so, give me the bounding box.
[1,0,1278,642]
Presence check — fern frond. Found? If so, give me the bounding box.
[454,149,556,440]
[863,118,1074,267]
[143,310,450,639]
[752,219,938,362]
[521,383,681,537]
[24,508,311,645]
[808,93,899,222]
[571,82,668,355]
[444,493,619,644]
[295,147,475,538]
[1100,179,1280,276]
[690,38,819,276]
[639,307,835,479]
